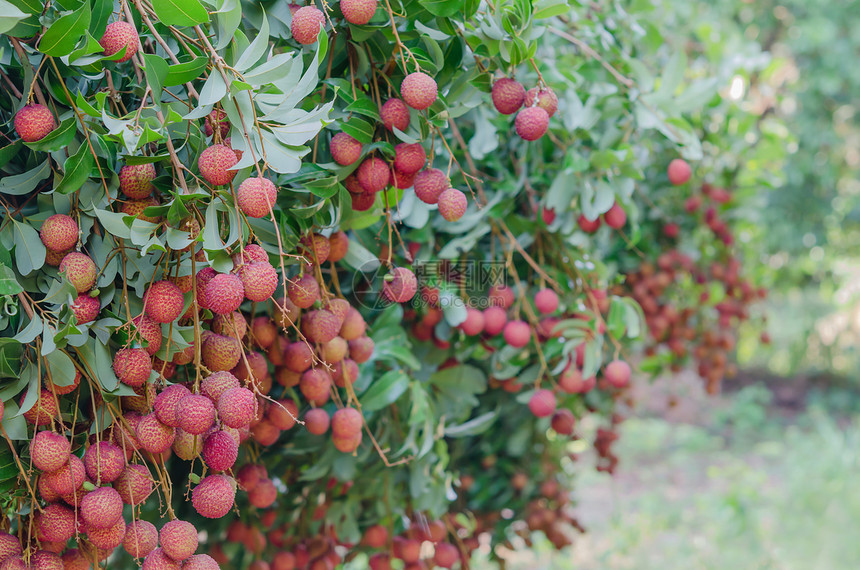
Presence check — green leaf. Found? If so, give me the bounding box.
[5,0,40,37]
[444,410,497,437]
[0,264,23,295]
[419,0,462,17]
[360,370,409,412]
[0,0,29,34]
[24,117,77,152]
[143,54,170,105]
[44,350,76,387]
[165,57,209,86]
[533,0,570,19]
[340,117,374,144]
[89,0,113,38]
[0,141,22,170]
[0,159,51,196]
[304,176,340,199]
[38,1,91,56]
[234,9,269,71]
[11,220,45,275]
[342,238,379,272]
[55,142,95,195]
[151,0,209,26]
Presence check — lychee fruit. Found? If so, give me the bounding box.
[488,284,515,308]
[198,145,238,186]
[176,394,216,435]
[239,261,278,302]
[87,516,127,550]
[528,389,556,417]
[284,341,314,373]
[321,336,348,363]
[328,231,349,262]
[341,0,377,24]
[201,371,241,403]
[503,320,531,348]
[132,315,163,355]
[203,333,243,371]
[350,189,376,211]
[339,307,366,340]
[172,428,203,461]
[380,98,411,132]
[267,399,298,430]
[331,407,362,438]
[272,551,297,570]
[202,429,239,471]
[30,551,64,569]
[356,157,391,193]
[492,78,526,114]
[459,308,484,336]
[482,306,507,336]
[231,351,268,387]
[299,368,332,403]
[551,409,575,435]
[59,252,97,293]
[515,106,550,141]
[40,214,78,252]
[250,316,277,348]
[71,294,100,324]
[437,188,467,221]
[124,520,158,558]
[113,348,152,387]
[35,503,76,542]
[330,132,362,166]
[434,542,459,568]
[535,288,559,314]
[192,474,236,518]
[382,267,417,303]
[393,143,426,175]
[332,358,358,388]
[22,389,59,426]
[603,203,626,229]
[135,413,175,454]
[524,87,558,117]
[237,177,277,218]
[114,464,153,506]
[236,464,267,491]
[348,336,374,363]
[144,280,185,323]
[413,168,448,205]
[204,108,229,139]
[61,550,89,570]
[159,520,198,561]
[248,478,277,508]
[288,274,319,309]
[668,158,691,185]
[299,233,331,265]
[119,163,156,199]
[291,6,325,45]
[44,247,71,267]
[121,196,161,223]
[204,273,244,314]
[604,359,631,388]
[142,548,182,570]
[217,387,257,428]
[183,554,220,570]
[43,455,85,495]
[211,311,248,339]
[83,441,126,483]
[577,214,601,233]
[301,310,340,343]
[391,168,416,189]
[400,72,437,110]
[80,487,123,529]
[14,103,56,142]
[333,431,362,453]
[100,21,139,62]
[30,431,71,473]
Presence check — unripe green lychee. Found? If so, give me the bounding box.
[202,430,239,471]
[400,72,437,110]
[35,503,76,542]
[71,294,100,324]
[119,163,156,199]
[144,280,185,324]
[100,21,139,62]
[288,275,320,309]
[176,394,216,435]
[135,413,175,454]
[14,104,56,142]
[413,168,448,205]
[198,145,238,186]
[80,487,123,529]
[204,273,244,314]
[192,474,236,519]
[113,348,152,387]
[159,520,198,562]
[121,196,161,223]
[301,310,340,343]
[299,233,331,265]
[114,464,153,506]
[330,132,362,166]
[40,214,78,252]
[380,98,411,132]
[515,106,549,141]
[239,262,278,302]
[328,230,349,262]
[202,333,242,371]
[341,0,377,24]
[124,520,158,558]
[524,87,558,117]
[437,188,467,222]
[492,78,525,114]
[30,431,71,472]
[237,177,277,218]
[217,387,257,428]
[356,157,390,193]
[382,267,417,303]
[393,143,426,175]
[204,109,229,139]
[59,252,97,293]
[291,6,325,45]
[83,441,126,483]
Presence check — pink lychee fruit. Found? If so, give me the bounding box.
[204,273,244,315]
[603,203,626,229]
[304,408,330,435]
[183,554,220,570]
[135,413,175,454]
[142,548,182,569]
[237,177,277,219]
[299,368,332,403]
[80,487,123,529]
[382,267,417,303]
[528,389,556,417]
[202,333,242,372]
[14,104,55,142]
[83,441,126,483]
[460,308,484,336]
[492,78,526,114]
[331,408,362,438]
[339,307,366,340]
[144,280,185,323]
[217,387,257,429]
[42,455,85,495]
[284,341,314,373]
[248,478,277,508]
[86,516,127,550]
[341,0,377,25]
[239,261,278,302]
[534,288,559,314]
[299,233,331,265]
[413,168,448,205]
[159,520,198,562]
[40,214,78,252]
[604,359,631,388]
[551,409,575,435]
[119,163,157,199]
[202,430,239,472]
[204,109,229,139]
[667,158,691,185]
[21,388,59,426]
[328,230,349,262]
[198,145,238,186]
[175,394,216,435]
[348,336,374,363]
[515,107,550,141]
[356,157,391,193]
[393,143,426,175]
[503,320,531,348]
[301,310,340,343]
[330,132,362,166]
[380,98,411,132]
[30,431,71,473]
[124,520,158,558]
[437,188,467,222]
[133,314,163,355]
[113,348,152,387]
[71,294,100,324]
[400,72,438,110]
[577,214,601,233]
[192,474,237,518]
[482,306,507,336]
[201,371,241,403]
[35,503,76,543]
[524,87,558,117]
[100,21,139,62]
[291,6,325,45]
[59,252,97,293]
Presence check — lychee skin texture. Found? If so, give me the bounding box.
[143,548,182,570]
[35,503,76,542]
[605,359,632,388]
[124,520,158,558]
[437,188,467,222]
[528,389,557,417]
[80,487,123,530]
[248,478,277,508]
[145,280,185,324]
[192,474,236,518]
[382,267,417,303]
[393,143,426,175]
[330,133,362,166]
[483,306,507,336]
[113,348,152,387]
[284,341,314,373]
[291,6,325,45]
[71,294,100,324]
[176,394,217,435]
[391,168,416,190]
[667,158,692,185]
[201,371,241,403]
[413,168,448,205]
[83,441,126,483]
[14,104,56,142]
[333,431,362,453]
[202,333,242,372]
[119,163,157,199]
[30,431,71,473]
[202,430,239,471]
[87,518,128,550]
[551,409,575,435]
[198,145,238,186]
[154,384,191,427]
[240,262,278,302]
[515,107,550,141]
[524,87,559,117]
[492,78,526,114]
[121,196,162,223]
[40,214,78,252]
[328,231,349,262]
[340,307,366,340]
[22,388,59,426]
[43,454,86,495]
[356,157,391,193]
[300,233,331,265]
[400,72,438,110]
[100,21,139,62]
[300,368,332,403]
[159,520,198,562]
[535,289,559,314]
[341,0,377,24]
[217,387,257,429]
[136,413,176,454]
[350,190,375,211]
[30,551,64,569]
[204,273,244,314]
[59,252,97,293]
[578,214,602,233]
[331,408,362,438]
[237,177,278,218]
[304,408,330,435]
[380,98,411,132]
[301,310,340,344]
[503,320,531,348]
[288,274,320,309]
[183,554,220,570]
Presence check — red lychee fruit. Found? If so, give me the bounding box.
[667,158,691,185]
[251,316,277,348]
[30,431,71,473]
[202,429,239,471]
[299,368,332,403]
[43,454,85,495]
[44,367,80,395]
[194,267,218,311]
[121,196,162,223]
[369,553,391,570]
[217,386,257,428]
[288,274,320,309]
[111,412,143,458]
[61,550,89,570]
[154,384,191,428]
[211,310,248,339]
[382,267,417,303]
[284,341,314,373]
[144,280,185,323]
[515,106,550,141]
[159,520,198,561]
[172,428,203,461]
[71,294,100,324]
[304,408,330,435]
[251,420,279,445]
[333,431,362,453]
[356,157,391,193]
[341,0,377,24]
[380,98,411,132]
[113,347,152,387]
[132,314,163,355]
[272,551,296,570]
[603,203,626,229]
[291,6,325,45]
[81,487,123,529]
[332,358,359,388]
[577,214,601,233]
[331,408,362,438]
[437,188,467,221]
[204,108,229,138]
[301,310,340,344]
[488,284,515,309]
[124,520,158,558]
[535,288,559,314]
[248,478,277,509]
[551,408,575,435]
[267,399,299,430]
[327,230,349,262]
[339,307,366,340]
[201,370,241,403]
[232,351,268,387]
[176,394,216,435]
[192,474,237,518]
[44,247,71,267]
[119,163,156,199]
[87,516,127,550]
[299,233,331,265]
[528,389,556,417]
[604,359,631,388]
[503,319,531,348]
[14,103,56,142]
[401,72,437,110]
[481,306,506,336]
[183,554,220,570]
[239,261,278,302]
[204,273,244,314]
[492,78,526,114]
[142,548,182,569]
[413,168,451,204]
[202,333,242,371]
[30,551,64,569]
[40,214,78,252]
[391,168,416,189]
[236,463,267,491]
[198,145,238,186]
[100,21,139,62]
[22,389,59,426]
[459,308,484,336]
[321,336,348,363]
[393,143,426,175]
[348,336,374,363]
[237,177,278,219]
[59,252,97,293]
[349,189,376,211]
[135,413,175,454]
[35,503,76,542]
[363,524,388,548]
[434,542,459,568]
[330,133,362,166]
[524,87,558,117]
[83,441,126,483]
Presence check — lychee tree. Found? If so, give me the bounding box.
[0,0,780,568]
